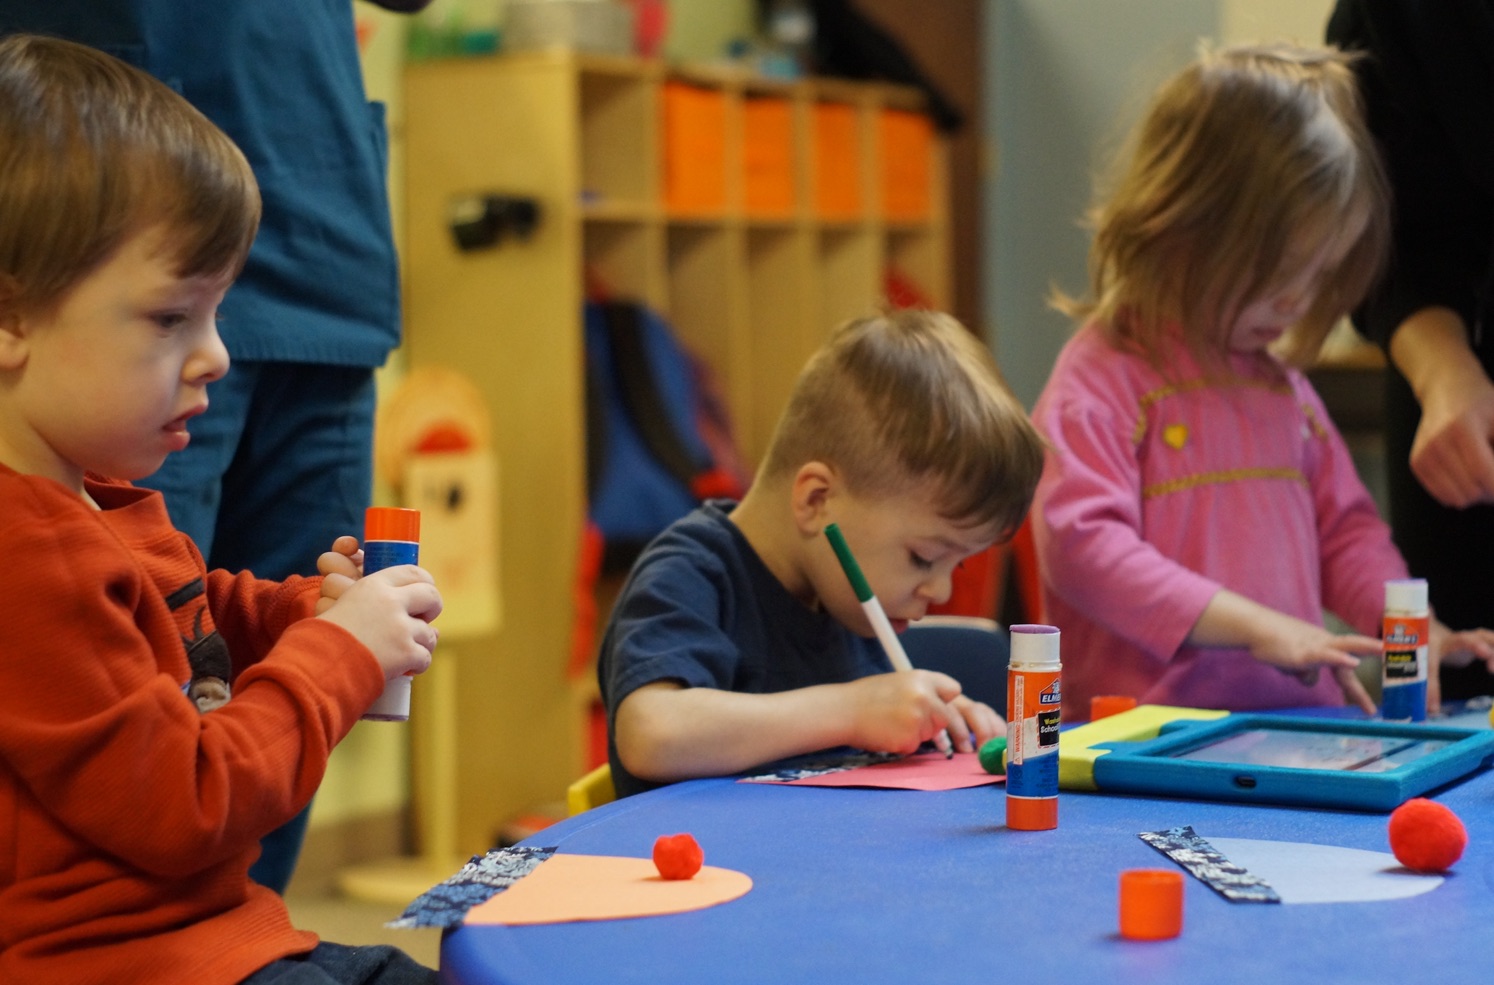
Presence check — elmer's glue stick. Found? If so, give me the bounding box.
[1006,624,1061,830]
[360,506,421,722]
[1381,578,1429,723]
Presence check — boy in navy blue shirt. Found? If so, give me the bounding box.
[600,309,1045,797]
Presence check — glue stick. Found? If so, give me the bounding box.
[1006,624,1061,830]
[1381,578,1428,723]
[360,506,421,722]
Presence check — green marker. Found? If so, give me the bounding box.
[825,523,953,758]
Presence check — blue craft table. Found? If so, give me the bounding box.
[438,731,1494,985]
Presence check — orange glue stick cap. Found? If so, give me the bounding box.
[1091,694,1138,721]
[1118,869,1183,940]
[365,506,420,543]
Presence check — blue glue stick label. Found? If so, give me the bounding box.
[1006,746,1059,798]
[1381,680,1427,724]
[364,540,419,573]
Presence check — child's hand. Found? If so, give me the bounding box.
[1430,621,1494,714]
[315,535,364,615]
[845,670,964,755]
[949,694,1005,752]
[1191,591,1378,713]
[1245,611,1379,714]
[317,564,442,680]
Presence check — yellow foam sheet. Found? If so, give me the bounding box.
[1059,704,1228,790]
[464,854,753,926]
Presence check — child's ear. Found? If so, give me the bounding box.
[0,313,26,371]
[789,461,835,534]
[0,279,27,371]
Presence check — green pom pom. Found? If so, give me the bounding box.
[978,736,1008,775]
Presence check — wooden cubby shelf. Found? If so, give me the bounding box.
[402,49,950,849]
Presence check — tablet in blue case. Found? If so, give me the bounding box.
[1088,713,1494,811]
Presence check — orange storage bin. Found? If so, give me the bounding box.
[742,96,796,218]
[663,81,727,215]
[813,101,862,220]
[879,108,933,221]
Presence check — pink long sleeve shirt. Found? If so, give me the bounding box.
[1031,324,1406,715]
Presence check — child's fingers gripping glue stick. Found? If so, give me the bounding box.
[360,506,421,722]
[1006,624,1061,830]
[1381,578,1429,723]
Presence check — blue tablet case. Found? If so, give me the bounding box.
[1086,713,1494,811]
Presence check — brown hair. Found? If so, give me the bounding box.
[0,33,260,316]
[1054,42,1390,371]
[761,308,1045,540]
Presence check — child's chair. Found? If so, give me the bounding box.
[566,762,616,815]
[901,615,1009,709]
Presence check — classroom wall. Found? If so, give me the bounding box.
[983,0,1336,408]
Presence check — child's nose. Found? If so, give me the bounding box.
[189,331,230,384]
[917,572,954,607]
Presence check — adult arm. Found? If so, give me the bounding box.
[1330,0,1494,506]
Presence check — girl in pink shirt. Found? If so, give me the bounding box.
[1031,42,1494,716]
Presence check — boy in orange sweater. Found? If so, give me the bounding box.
[0,35,442,985]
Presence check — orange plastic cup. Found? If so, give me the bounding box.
[1091,694,1138,721]
[1119,869,1183,940]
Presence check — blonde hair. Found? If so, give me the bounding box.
[761,309,1045,539]
[1054,42,1389,371]
[0,33,260,317]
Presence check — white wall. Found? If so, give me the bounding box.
[983,0,1336,407]
[1220,0,1335,46]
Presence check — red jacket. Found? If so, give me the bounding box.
[0,472,385,984]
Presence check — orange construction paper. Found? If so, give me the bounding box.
[744,751,1004,790]
[463,854,752,926]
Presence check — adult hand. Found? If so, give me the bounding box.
[1407,367,1494,507]
[1390,307,1494,507]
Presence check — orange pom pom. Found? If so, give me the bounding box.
[652,833,704,880]
[1388,798,1467,872]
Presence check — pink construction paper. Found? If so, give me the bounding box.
[744,751,1004,790]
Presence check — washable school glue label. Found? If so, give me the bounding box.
[1381,613,1428,723]
[1006,668,1061,822]
[363,539,418,572]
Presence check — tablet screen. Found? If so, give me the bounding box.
[1170,728,1453,773]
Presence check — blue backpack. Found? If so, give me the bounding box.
[583,300,747,574]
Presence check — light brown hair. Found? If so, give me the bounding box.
[0,33,260,317]
[761,308,1045,540]
[1054,42,1390,371]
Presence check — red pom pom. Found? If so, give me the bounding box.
[652,833,704,880]
[1388,798,1467,872]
